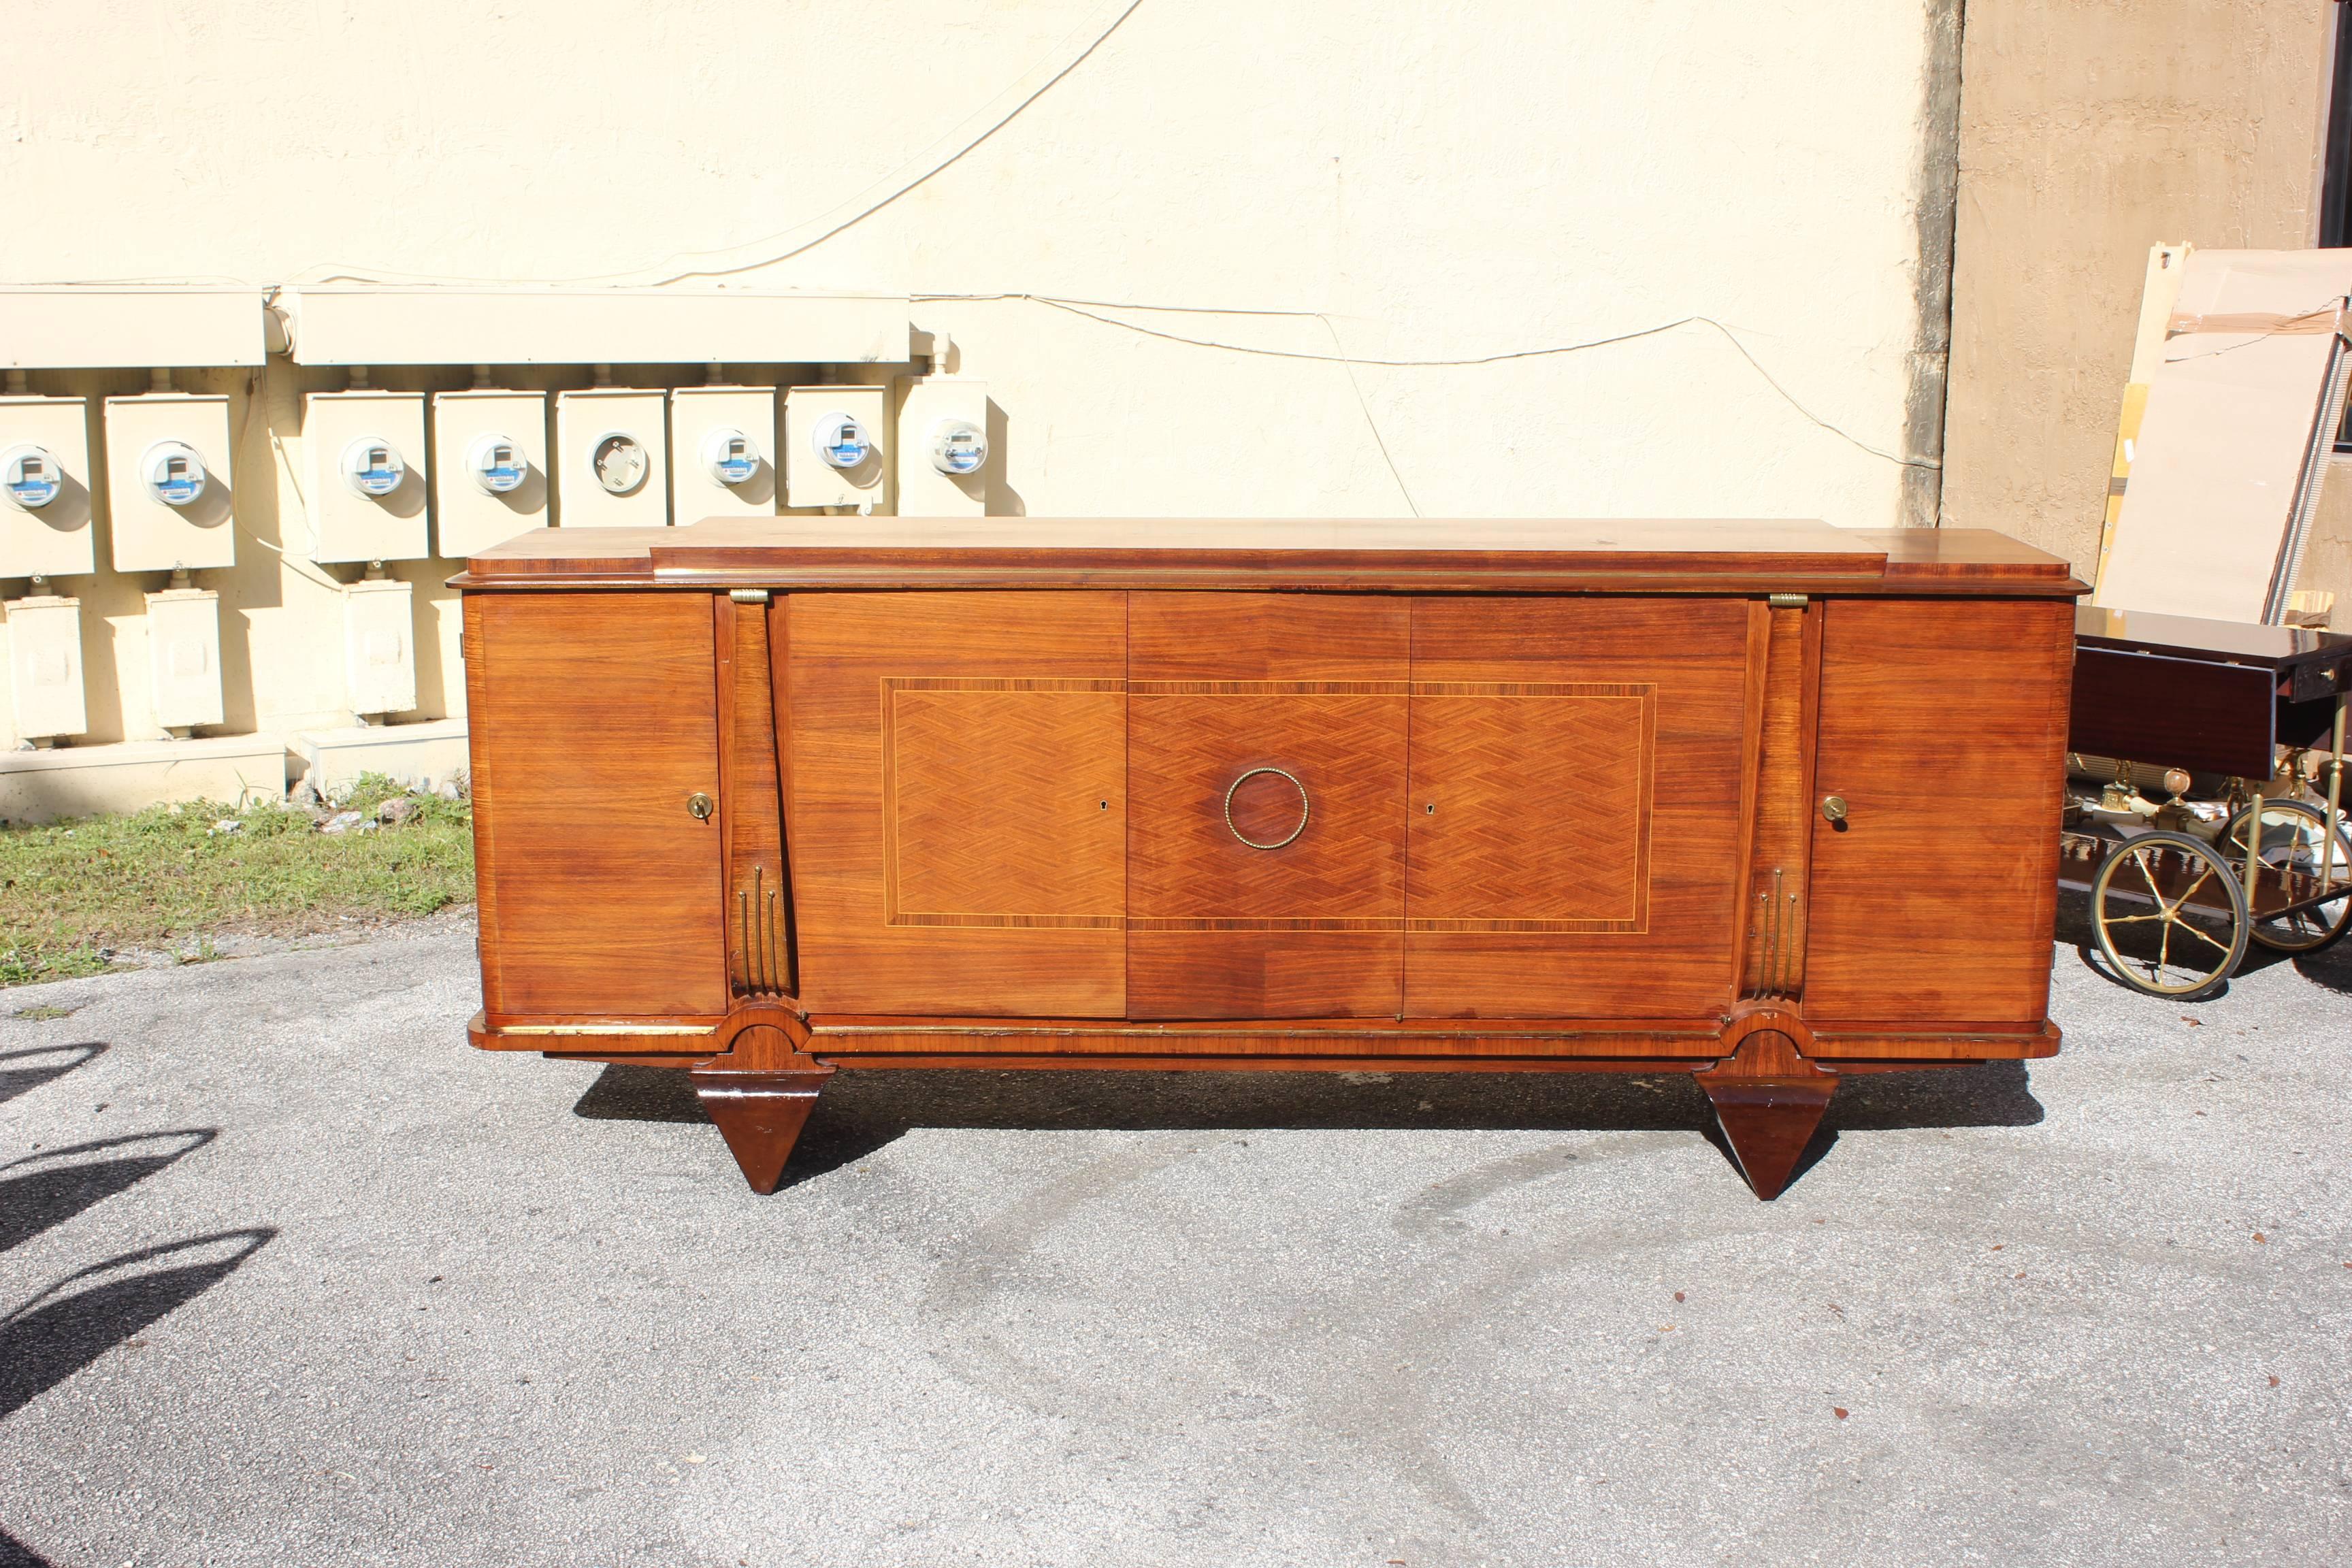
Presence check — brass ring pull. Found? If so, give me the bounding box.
[1224,766,1309,851]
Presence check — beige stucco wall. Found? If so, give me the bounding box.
[0,1,1956,762]
[1942,0,2341,605]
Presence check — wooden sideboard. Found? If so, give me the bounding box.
[457,519,2084,1198]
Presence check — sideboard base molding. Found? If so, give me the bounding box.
[474,1011,2059,1066]
[485,1008,2061,1199]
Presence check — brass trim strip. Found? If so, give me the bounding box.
[500,1024,716,1038]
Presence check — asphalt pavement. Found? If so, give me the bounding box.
[1,906,2349,1567]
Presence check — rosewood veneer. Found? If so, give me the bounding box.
[457,518,2084,1198]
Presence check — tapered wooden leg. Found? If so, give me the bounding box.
[1695,1027,1836,1200]
[689,1067,832,1194]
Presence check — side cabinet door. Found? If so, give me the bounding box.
[1127,593,1409,1019]
[1803,598,2074,1026]
[471,592,728,1018]
[1405,597,1755,1019]
[787,592,1129,1017]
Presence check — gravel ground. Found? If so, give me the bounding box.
[0,906,2347,1567]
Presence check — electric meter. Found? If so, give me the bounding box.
[140,441,210,508]
[465,431,529,495]
[590,431,649,495]
[810,412,872,471]
[340,437,406,498]
[927,417,987,476]
[2,444,63,510]
[699,426,760,487]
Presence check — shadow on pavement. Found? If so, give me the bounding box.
[0,1528,52,1567]
[0,1043,105,1107]
[2293,938,2352,994]
[578,1059,2044,1190]
[0,1229,274,1420]
[0,1131,218,1254]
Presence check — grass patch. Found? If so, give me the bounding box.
[0,772,474,987]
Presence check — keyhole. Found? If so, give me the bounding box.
[1425,802,1435,815]
[1098,800,1109,810]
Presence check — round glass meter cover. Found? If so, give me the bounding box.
[2,445,63,510]
[142,442,208,507]
[700,427,760,486]
[928,417,987,476]
[341,437,406,497]
[591,432,649,495]
[811,412,872,470]
[466,432,529,495]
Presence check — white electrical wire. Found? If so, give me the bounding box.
[1317,313,1420,515]
[276,0,1149,291]
[915,293,1937,470]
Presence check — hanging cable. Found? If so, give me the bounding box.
[915,293,1938,470]
[279,0,1149,291]
[1318,314,1420,515]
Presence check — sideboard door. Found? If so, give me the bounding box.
[1803,598,2073,1026]
[470,592,729,1018]
[1128,593,1409,1019]
[1404,597,1756,1019]
[787,591,1129,1017]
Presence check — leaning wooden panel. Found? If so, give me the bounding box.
[1803,598,2074,1025]
[1405,597,1757,1018]
[787,591,1128,1017]
[1127,593,1409,1019]
[470,592,728,1017]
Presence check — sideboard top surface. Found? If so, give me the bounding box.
[453,517,2085,597]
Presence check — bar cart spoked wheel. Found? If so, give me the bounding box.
[2066,753,2349,1000]
[2223,798,2352,953]
[2065,605,2352,1002]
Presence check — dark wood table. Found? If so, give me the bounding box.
[455,519,2085,1199]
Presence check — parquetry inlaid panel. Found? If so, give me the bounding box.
[1126,681,1410,931]
[1404,596,1756,1020]
[788,591,1128,1019]
[1126,591,1410,1020]
[1407,682,1655,933]
[884,676,1126,929]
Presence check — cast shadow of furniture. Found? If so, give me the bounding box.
[576,1060,2044,1193]
[0,1526,53,1567]
[0,1043,105,1107]
[2291,931,2352,994]
[0,1130,217,1254]
[0,1229,275,1420]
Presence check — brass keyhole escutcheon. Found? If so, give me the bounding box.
[1819,795,1848,825]
[1224,766,1310,851]
[687,792,715,821]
